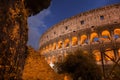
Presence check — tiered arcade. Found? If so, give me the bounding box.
[39,4,120,65]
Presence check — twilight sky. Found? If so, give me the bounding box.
[27,0,120,50]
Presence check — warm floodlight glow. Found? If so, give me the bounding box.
[80,35,87,44]
[72,37,78,46]
[101,30,111,41]
[64,39,70,47]
[105,49,114,61]
[58,41,62,49]
[114,28,120,35]
[93,50,101,61]
[49,62,54,69]
[52,43,56,50]
[90,32,98,42]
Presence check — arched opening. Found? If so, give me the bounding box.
[101,30,111,42]
[58,41,63,49]
[83,51,88,55]
[64,52,68,58]
[45,57,47,61]
[52,43,56,50]
[57,55,62,62]
[72,37,78,46]
[93,50,101,62]
[105,49,115,62]
[48,44,52,51]
[80,35,88,45]
[64,39,70,47]
[51,55,56,63]
[114,28,120,40]
[42,48,45,53]
[47,57,51,64]
[90,32,99,43]
[45,46,49,52]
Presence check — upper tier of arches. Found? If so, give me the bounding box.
[39,3,120,47]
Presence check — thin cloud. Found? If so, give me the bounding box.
[28,9,51,28]
[27,8,51,50]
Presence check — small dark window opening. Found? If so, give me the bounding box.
[80,20,84,25]
[91,26,94,28]
[91,26,95,31]
[73,31,76,32]
[100,15,104,20]
[54,32,56,34]
[65,26,68,30]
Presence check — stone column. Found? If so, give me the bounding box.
[0,1,28,79]
[0,0,51,79]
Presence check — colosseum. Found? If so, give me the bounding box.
[39,3,120,67]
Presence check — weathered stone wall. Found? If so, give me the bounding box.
[40,3,120,46]
[0,1,28,79]
[39,3,120,65]
[22,47,64,80]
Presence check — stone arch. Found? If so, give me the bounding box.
[45,46,49,52]
[105,48,115,61]
[47,57,51,64]
[58,41,63,49]
[64,52,68,58]
[51,55,56,63]
[42,48,45,53]
[52,42,56,50]
[57,54,62,62]
[93,50,101,62]
[48,44,52,51]
[101,30,111,42]
[80,34,88,44]
[45,57,47,61]
[72,36,78,46]
[83,50,89,55]
[114,28,120,40]
[90,32,99,43]
[64,39,70,47]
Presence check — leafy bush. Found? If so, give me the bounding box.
[54,50,102,80]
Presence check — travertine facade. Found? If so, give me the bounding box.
[39,4,120,65]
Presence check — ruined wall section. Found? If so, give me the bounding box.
[40,4,120,47]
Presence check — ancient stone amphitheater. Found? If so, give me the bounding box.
[39,3,120,66]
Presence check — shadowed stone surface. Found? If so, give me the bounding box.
[0,0,51,79]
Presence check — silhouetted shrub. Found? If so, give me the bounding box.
[54,50,102,80]
[111,65,120,80]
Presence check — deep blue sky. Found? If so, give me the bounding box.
[27,0,120,50]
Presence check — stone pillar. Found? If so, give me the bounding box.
[77,35,80,45]
[0,0,51,79]
[0,1,28,79]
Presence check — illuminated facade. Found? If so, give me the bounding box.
[39,4,120,66]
